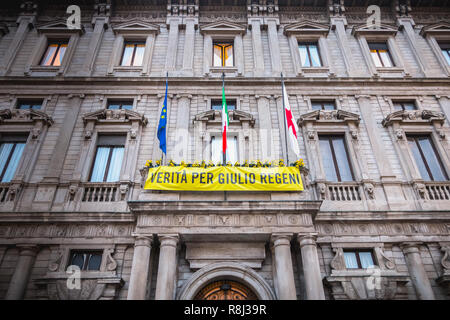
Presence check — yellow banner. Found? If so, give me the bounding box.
[144,166,303,191]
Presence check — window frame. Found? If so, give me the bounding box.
[210,134,239,164]
[106,100,134,110]
[406,134,449,182]
[211,99,237,111]
[120,41,146,67]
[89,135,126,183]
[318,134,355,182]
[67,250,103,271]
[392,101,417,111]
[39,40,69,67]
[212,41,235,67]
[0,136,28,183]
[311,100,336,111]
[343,249,377,269]
[439,42,450,65]
[368,42,394,68]
[298,42,323,68]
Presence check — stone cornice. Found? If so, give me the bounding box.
[82,109,148,126]
[382,109,446,127]
[0,212,134,223]
[194,109,255,126]
[298,109,360,126]
[0,108,54,126]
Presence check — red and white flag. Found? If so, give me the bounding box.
[282,82,301,159]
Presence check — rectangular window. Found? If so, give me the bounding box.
[107,100,133,110]
[407,135,448,181]
[211,99,236,111]
[90,135,126,182]
[440,43,450,65]
[213,42,234,67]
[344,250,376,269]
[0,135,28,183]
[319,135,354,182]
[211,136,238,163]
[298,43,322,67]
[17,100,43,110]
[393,101,416,111]
[369,43,394,67]
[311,101,336,111]
[120,42,145,67]
[40,41,68,66]
[67,250,102,271]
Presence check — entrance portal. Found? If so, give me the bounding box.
[194,280,258,300]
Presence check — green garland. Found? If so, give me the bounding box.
[145,159,305,169]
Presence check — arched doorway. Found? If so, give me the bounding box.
[194,280,258,300]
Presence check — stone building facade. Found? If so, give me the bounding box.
[0,0,449,300]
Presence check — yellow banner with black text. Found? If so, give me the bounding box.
[144,166,304,191]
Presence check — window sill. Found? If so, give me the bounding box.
[375,67,405,74]
[301,66,329,73]
[112,66,144,72]
[27,66,61,74]
[209,66,238,74]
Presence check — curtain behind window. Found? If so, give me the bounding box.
[106,147,124,182]
[344,252,358,269]
[90,147,110,182]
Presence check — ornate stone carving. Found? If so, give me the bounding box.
[94,1,111,17]
[364,182,375,199]
[330,248,345,270]
[119,184,129,200]
[394,0,412,17]
[317,183,327,200]
[441,247,450,271]
[105,248,118,271]
[0,109,53,126]
[48,250,64,272]
[382,109,446,127]
[84,130,92,140]
[395,129,404,140]
[350,130,358,140]
[31,128,41,139]
[328,0,345,17]
[413,182,427,200]
[129,129,137,139]
[298,110,360,126]
[376,247,395,270]
[82,109,148,126]
[20,1,38,15]
[68,185,78,201]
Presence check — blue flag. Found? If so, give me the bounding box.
[157,77,168,154]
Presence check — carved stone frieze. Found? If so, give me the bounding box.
[298,110,360,126]
[382,109,446,127]
[82,109,148,126]
[0,109,53,126]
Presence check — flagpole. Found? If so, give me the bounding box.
[162,71,168,165]
[280,73,289,166]
[222,72,226,167]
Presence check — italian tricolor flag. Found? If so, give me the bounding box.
[221,82,229,161]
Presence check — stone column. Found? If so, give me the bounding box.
[127,236,153,300]
[330,17,356,77]
[5,245,38,300]
[249,18,265,76]
[79,16,108,76]
[402,242,435,300]
[266,19,282,75]
[155,234,179,300]
[297,235,325,300]
[182,18,196,76]
[173,95,191,163]
[271,233,297,300]
[165,18,181,74]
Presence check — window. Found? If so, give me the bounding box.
[211,99,236,111]
[312,101,336,111]
[107,101,133,110]
[90,135,126,182]
[211,136,238,163]
[298,43,322,67]
[319,135,354,182]
[343,250,376,269]
[40,41,68,66]
[67,250,102,271]
[120,41,145,67]
[17,100,43,110]
[407,135,448,181]
[440,43,450,65]
[393,101,416,111]
[0,135,27,183]
[213,42,234,67]
[369,43,394,67]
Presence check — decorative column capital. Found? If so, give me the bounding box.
[16,244,39,257]
[158,234,179,248]
[132,235,153,248]
[401,242,422,254]
[271,233,293,247]
[297,234,318,248]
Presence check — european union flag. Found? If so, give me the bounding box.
[157,76,168,154]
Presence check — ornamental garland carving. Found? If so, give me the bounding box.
[382,109,446,127]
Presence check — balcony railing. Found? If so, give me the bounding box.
[419,182,450,200]
[81,183,125,202]
[0,184,11,203]
[317,182,364,201]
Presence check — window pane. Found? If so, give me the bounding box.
[370,50,383,67]
[211,136,221,163]
[225,45,234,67]
[319,137,338,182]
[379,50,393,67]
[31,104,42,110]
[108,104,120,110]
[53,44,67,67]
[106,147,124,182]
[90,147,110,182]
[133,44,145,66]
[393,103,403,111]
[227,136,238,163]
[408,138,431,181]
[298,45,310,67]
[311,102,322,110]
[403,103,416,110]
[332,137,353,181]
[121,104,133,110]
[0,143,14,179]
[359,252,375,269]
[344,252,358,269]
[41,44,58,66]
[213,45,222,67]
[87,253,102,271]
[69,253,85,270]
[323,103,336,110]
[309,45,321,67]
[121,44,134,66]
[441,49,450,65]
[417,137,447,181]
[2,143,25,182]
